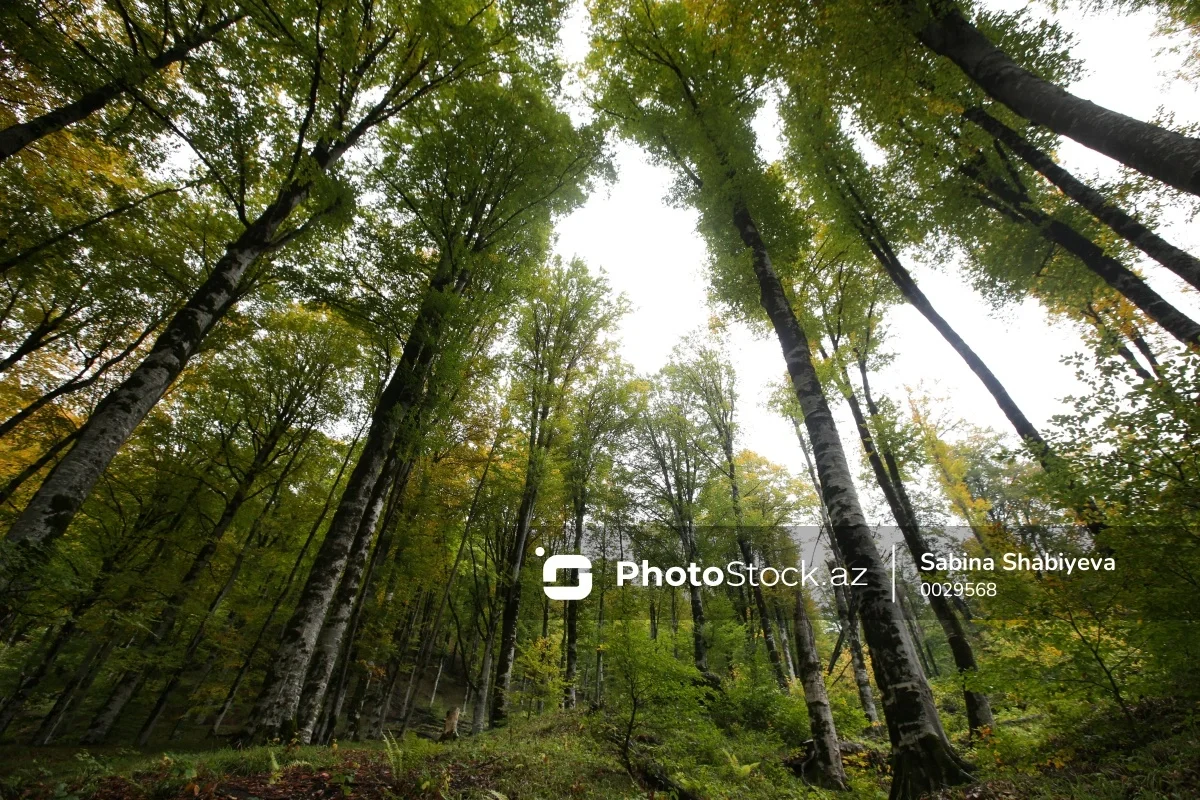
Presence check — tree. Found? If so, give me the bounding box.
[667,334,788,689]
[588,2,972,795]
[632,372,713,673]
[0,0,243,162]
[223,61,605,743]
[2,0,531,577]
[561,361,635,708]
[902,0,1200,197]
[490,258,625,727]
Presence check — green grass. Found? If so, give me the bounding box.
[3,699,1198,799]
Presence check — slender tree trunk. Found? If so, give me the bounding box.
[344,676,371,742]
[243,268,464,743]
[0,426,83,508]
[775,606,796,681]
[0,552,129,734]
[370,591,431,739]
[898,588,940,678]
[911,1,1200,197]
[964,107,1200,291]
[846,205,1047,453]
[209,428,361,737]
[81,433,283,745]
[843,193,1109,537]
[960,159,1200,348]
[0,16,243,163]
[793,589,848,790]
[0,318,159,441]
[721,441,788,689]
[685,547,708,673]
[2,176,315,565]
[398,465,482,733]
[30,633,116,745]
[732,201,970,797]
[295,457,404,743]
[830,572,880,726]
[490,434,547,726]
[0,620,77,736]
[840,371,994,734]
[428,642,447,709]
[564,504,586,709]
[791,382,880,727]
[136,507,267,746]
[471,619,496,734]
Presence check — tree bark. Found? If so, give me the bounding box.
[960,157,1200,349]
[840,370,993,734]
[295,456,404,744]
[792,390,880,728]
[912,1,1200,197]
[732,201,971,797]
[489,464,542,726]
[242,267,463,743]
[964,107,1200,291]
[793,590,848,790]
[0,15,242,163]
[3,177,314,560]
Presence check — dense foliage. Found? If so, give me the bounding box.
[1,0,1199,798]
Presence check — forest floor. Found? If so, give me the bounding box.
[1,699,1198,800]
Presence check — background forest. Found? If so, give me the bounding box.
[1,0,1199,798]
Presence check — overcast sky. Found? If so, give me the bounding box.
[551,1,1200,520]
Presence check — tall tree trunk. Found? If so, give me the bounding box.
[471,618,497,735]
[369,591,431,739]
[897,588,940,678]
[564,502,586,709]
[489,470,541,727]
[0,551,129,735]
[136,504,269,746]
[793,589,848,790]
[80,430,284,745]
[243,268,463,743]
[964,107,1200,291]
[774,606,796,681]
[0,15,242,163]
[839,368,994,734]
[209,427,362,737]
[791,405,880,727]
[30,633,116,745]
[732,201,971,797]
[830,571,880,726]
[2,175,315,567]
[397,461,483,733]
[960,159,1200,349]
[295,457,405,744]
[842,193,1109,536]
[0,620,77,736]
[911,1,1200,197]
[684,535,709,673]
[724,443,787,689]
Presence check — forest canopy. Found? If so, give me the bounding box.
[1,0,1198,798]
